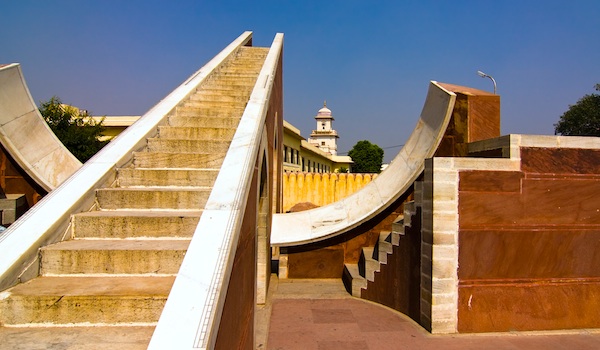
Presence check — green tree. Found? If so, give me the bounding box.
[39,96,108,162]
[554,84,600,136]
[348,140,384,173]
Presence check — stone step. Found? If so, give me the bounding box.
[404,201,416,228]
[146,138,230,154]
[226,55,267,64]
[237,46,270,57]
[227,51,268,61]
[157,126,236,141]
[218,66,263,74]
[0,276,174,325]
[228,56,266,64]
[195,81,254,92]
[167,115,241,129]
[40,239,190,275]
[171,105,244,119]
[391,214,405,238]
[358,247,379,282]
[221,64,260,71]
[205,75,258,86]
[218,64,264,73]
[188,91,250,103]
[375,231,393,264]
[72,210,201,239]
[0,325,155,349]
[133,152,225,169]
[181,99,248,109]
[342,264,366,298]
[96,187,211,210]
[117,168,219,187]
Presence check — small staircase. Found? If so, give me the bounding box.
[0,47,268,340]
[342,197,419,297]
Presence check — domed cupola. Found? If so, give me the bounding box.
[308,101,339,156]
[317,102,332,117]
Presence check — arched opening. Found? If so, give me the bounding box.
[256,150,270,305]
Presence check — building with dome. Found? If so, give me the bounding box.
[282,102,353,173]
[307,102,338,156]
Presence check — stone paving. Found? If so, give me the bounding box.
[2,277,600,349]
[266,279,600,350]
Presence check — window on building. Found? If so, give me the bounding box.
[321,141,325,146]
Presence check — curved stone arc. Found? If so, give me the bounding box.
[0,63,82,191]
[271,81,456,246]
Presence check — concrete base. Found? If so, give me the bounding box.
[0,194,27,225]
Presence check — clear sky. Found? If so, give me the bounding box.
[2,1,599,162]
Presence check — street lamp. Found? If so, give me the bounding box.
[477,70,497,94]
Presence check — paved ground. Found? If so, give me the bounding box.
[266,279,600,350]
[2,277,600,349]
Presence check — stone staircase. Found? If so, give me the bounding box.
[342,183,421,297]
[0,47,268,336]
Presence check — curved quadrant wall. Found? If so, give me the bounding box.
[0,64,82,192]
[272,81,456,246]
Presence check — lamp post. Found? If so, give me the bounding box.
[477,70,497,94]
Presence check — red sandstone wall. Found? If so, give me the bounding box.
[457,147,600,332]
[283,194,408,278]
[361,204,422,322]
[0,144,45,208]
[215,170,258,349]
[435,83,500,157]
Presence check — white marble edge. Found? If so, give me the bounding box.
[148,33,283,350]
[0,31,253,292]
[271,81,456,246]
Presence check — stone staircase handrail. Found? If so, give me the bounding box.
[0,31,254,291]
[148,33,284,350]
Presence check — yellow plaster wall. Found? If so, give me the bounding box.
[283,172,377,212]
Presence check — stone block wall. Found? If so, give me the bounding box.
[457,146,600,332]
[421,158,460,333]
[422,139,600,334]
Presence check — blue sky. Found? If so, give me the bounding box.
[2,1,599,162]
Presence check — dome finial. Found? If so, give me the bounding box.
[323,100,327,108]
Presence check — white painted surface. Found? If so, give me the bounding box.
[0,63,82,191]
[271,81,457,246]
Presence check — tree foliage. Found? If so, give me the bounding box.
[348,140,384,173]
[39,96,108,162]
[554,84,600,136]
